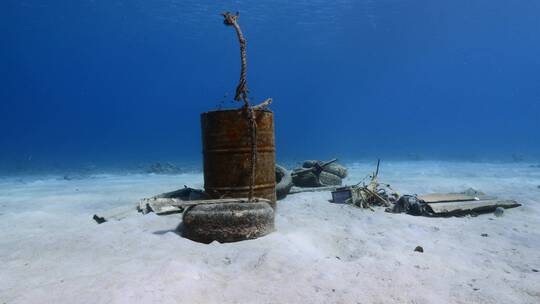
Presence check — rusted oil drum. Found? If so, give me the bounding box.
[201,109,276,206]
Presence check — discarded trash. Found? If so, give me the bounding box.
[93,205,137,224]
[331,160,398,209]
[181,199,275,243]
[302,160,348,178]
[387,187,521,217]
[292,159,347,187]
[275,165,293,200]
[137,12,277,243]
[202,11,276,207]
[494,207,505,217]
[289,185,341,195]
[425,199,520,216]
[414,246,424,253]
[388,195,425,215]
[139,197,268,216]
[155,186,210,200]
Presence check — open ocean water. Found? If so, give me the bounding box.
[1,0,539,172]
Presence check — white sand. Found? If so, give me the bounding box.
[1,161,539,304]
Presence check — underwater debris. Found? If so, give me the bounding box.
[414,246,424,253]
[211,11,276,204]
[93,205,136,224]
[135,12,278,243]
[202,110,277,204]
[154,186,209,200]
[181,200,274,244]
[275,165,293,200]
[292,159,347,187]
[387,193,521,217]
[331,160,398,209]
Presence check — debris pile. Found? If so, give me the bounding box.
[292,159,348,187]
[386,189,521,217]
[275,165,293,200]
[331,159,399,209]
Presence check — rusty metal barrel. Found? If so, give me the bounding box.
[201,109,276,206]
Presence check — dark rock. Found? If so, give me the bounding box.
[414,246,424,253]
[532,269,539,273]
[481,233,489,237]
[93,214,106,224]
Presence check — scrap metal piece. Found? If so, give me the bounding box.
[426,199,521,217]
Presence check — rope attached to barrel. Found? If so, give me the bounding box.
[222,11,257,201]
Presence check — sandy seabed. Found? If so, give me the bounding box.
[1,161,539,304]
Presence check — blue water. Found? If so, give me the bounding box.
[2,1,540,172]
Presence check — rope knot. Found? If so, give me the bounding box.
[221,11,239,26]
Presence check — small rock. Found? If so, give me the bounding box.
[481,233,489,237]
[414,246,424,253]
[494,207,504,217]
[532,269,539,273]
[93,214,106,224]
[537,185,540,189]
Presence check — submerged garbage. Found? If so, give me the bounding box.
[326,160,521,217]
[387,189,521,217]
[292,159,348,187]
[331,159,398,209]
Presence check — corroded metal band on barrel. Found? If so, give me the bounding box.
[204,147,276,154]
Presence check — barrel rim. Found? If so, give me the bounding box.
[201,108,273,116]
